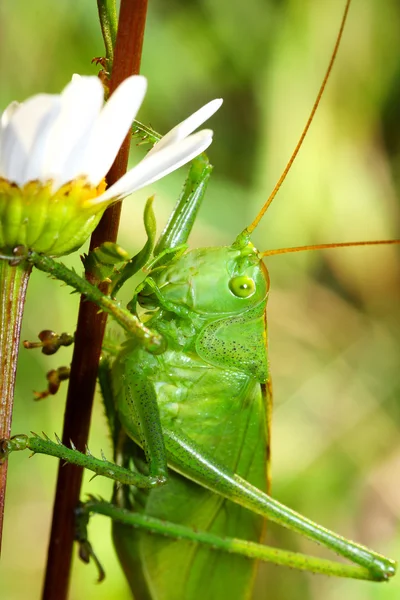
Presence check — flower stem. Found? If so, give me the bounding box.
[41,1,149,599]
[0,258,31,553]
[97,0,118,66]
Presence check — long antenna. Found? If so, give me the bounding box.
[260,239,400,258]
[245,0,352,235]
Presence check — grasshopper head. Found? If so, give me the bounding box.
[142,242,269,316]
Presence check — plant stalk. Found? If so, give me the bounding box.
[0,259,31,553]
[41,1,149,599]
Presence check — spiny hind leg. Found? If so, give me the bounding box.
[76,496,389,582]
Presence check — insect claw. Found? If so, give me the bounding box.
[70,439,77,450]
[79,539,106,582]
[42,431,51,441]
[28,452,35,459]
[89,473,98,483]
[54,433,62,445]
[30,431,40,438]
[85,444,92,456]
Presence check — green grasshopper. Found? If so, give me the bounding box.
[1,0,399,598]
[5,148,397,596]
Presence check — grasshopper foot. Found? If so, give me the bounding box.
[75,502,106,583]
[0,435,29,464]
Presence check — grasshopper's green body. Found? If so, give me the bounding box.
[111,242,270,598]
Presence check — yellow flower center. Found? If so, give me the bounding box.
[0,177,108,256]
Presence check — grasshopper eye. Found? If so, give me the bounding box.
[228,276,256,298]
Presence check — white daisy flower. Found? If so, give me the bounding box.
[0,75,222,256]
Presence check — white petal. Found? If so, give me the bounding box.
[92,129,213,205]
[147,99,222,157]
[34,76,105,188]
[0,101,20,129]
[0,95,59,185]
[78,75,147,185]
[0,102,20,176]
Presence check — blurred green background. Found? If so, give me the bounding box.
[1,0,400,599]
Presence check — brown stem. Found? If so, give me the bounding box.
[0,259,31,553]
[41,2,149,599]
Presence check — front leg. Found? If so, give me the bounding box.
[0,433,165,489]
[20,249,165,354]
[137,276,192,319]
[111,345,169,482]
[0,353,170,487]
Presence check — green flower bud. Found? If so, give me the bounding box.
[0,177,106,256]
